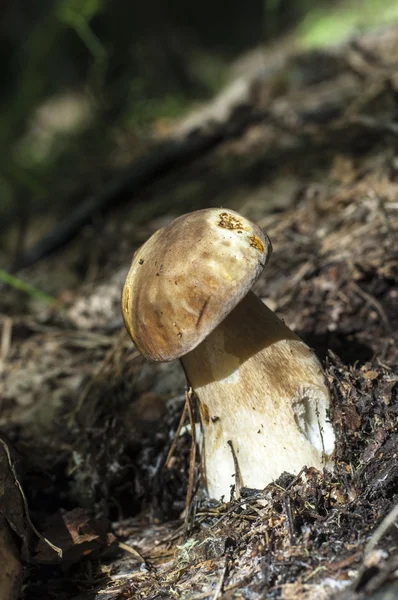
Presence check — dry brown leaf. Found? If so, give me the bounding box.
[35,508,115,565]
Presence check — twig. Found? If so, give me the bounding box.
[14,111,266,271]
[350,114,398,136]
[285,467,307,491]
[365,503,398,556]
[0,437,63,559]
[0,317,12,375]
[184,388,197,533]
[349,281,389,330]
[227,440,243,499]
[283,494,295,545]
[212,557,229,600]
[303,565,327,582]
[118,541,147,564]
[213,538,235,599]
[118,541,159,581]
[164,400,188,468]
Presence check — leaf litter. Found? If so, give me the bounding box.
[0,24,398,600]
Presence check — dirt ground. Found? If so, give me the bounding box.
[1,25,397,600]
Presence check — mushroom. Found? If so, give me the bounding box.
[122,208,335,500]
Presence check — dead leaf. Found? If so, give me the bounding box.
[35,508,115,565]
[362,370,379,380]
[0,439,28,558]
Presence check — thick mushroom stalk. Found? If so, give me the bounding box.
[181,290,335,499]
[122,208,335,500]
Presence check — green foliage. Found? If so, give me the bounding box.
[56,0,105,24]
[0,269,62,307]
[1,0,396,245]
[299,0,398,48]
[55,0,108,86]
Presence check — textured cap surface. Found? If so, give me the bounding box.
[122,208,271,361]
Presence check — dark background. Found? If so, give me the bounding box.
[0,0,391,264]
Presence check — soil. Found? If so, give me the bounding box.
[0,24,397,600]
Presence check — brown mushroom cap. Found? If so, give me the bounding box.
[122,208,271,361]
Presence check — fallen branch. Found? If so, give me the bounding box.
[14,109,261,271]
[15,29,398,271]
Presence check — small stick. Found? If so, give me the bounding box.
[164,400,188,468]
[227,440,243,499]
[0,437,62,558]
[213,538,235,599]
[283,493,295,545]
[349,281,389,329]
[118,541,146,564]
[0,317,12,375]
[212,557,229,600]
[184,388,197,533]
[365,503,398,556]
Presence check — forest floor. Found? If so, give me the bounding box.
[1,24,398,600]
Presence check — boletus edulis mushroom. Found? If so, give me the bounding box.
[122,208,335,499]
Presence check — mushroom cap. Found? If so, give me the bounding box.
[122,208,272,361]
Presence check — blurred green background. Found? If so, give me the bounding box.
[0,0,396,261]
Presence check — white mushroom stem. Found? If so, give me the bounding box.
[181,291,335,500]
